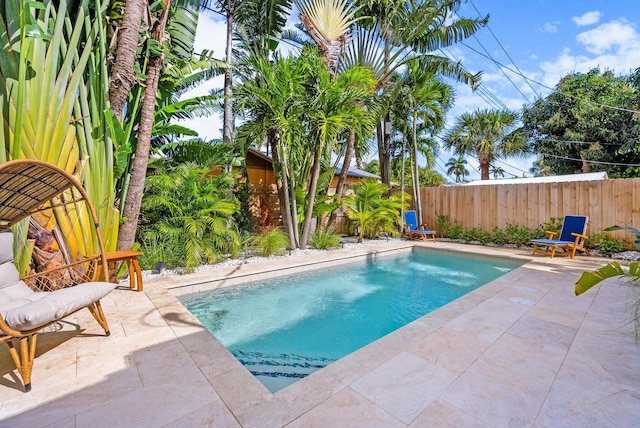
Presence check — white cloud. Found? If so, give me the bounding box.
[576,19,639,54]
[572,11,602,26]
[538,20,640,89]
[539,22,559,34]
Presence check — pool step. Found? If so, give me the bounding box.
[233,350,334,380]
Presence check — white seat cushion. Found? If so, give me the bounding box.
[0,281,116,331]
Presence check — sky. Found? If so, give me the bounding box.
[181,0,640,182]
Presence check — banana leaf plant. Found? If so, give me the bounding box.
[0,0,119,272]
[575,225,640,337]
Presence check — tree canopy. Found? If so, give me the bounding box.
[522,68,640,177]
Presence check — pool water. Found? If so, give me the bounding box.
[179,249,522,392]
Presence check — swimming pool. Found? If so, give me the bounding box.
[179,248,522,392]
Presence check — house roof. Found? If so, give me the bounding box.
[462,171,608,186]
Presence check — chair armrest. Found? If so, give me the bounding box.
[546,231,558,239]
[571,232,588,244]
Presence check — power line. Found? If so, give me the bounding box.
[459,41,640,114]
[439,47,509,110]
[467,0,541,99]
[541,153,640,167]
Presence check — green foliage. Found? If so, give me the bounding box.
[476,228,492,245]
[604,225,640,250]
[137,232,182,270]
[461,228,477,242]
[344,179,407,243]
[309,229,341,250]
[505,224,533,246]
[447,223,463,240]
[587,233,624,255]
[491,227,507,246]
[435,212,451,238]
[248,228,290,256]
[575,261,640,339]
[443,108,528,180]
[523,68,640,177]
[139,163,240,272]
[532,217,562,239]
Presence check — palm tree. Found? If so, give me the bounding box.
[389,58,453,224]
[490,165,506,179]
[343,179,407,243]
[445,157,469,183]
[444,109,528,180]
[343,0,487,185]
[117,1,201,252]
[295,0,364,232]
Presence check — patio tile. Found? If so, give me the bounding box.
[507,312,579,351]
[407,327,489,373]
[211,366,295,428]
[536,353,640,427]
[480,332,566,380]
[165,401,241,427]
[445,295,530,343]
[285,387,404,428]
[409,399,492,427]
[440,359,550,426]
[350,352,457,424]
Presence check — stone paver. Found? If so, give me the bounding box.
[0,242,638,427]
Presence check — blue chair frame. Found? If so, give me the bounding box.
[530,215,590,259]
[404,210,436,242]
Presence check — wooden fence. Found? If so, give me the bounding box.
[412,178,640,246]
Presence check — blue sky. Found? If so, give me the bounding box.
[183,1,640,181]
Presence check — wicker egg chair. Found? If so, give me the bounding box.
[0,159,116,392]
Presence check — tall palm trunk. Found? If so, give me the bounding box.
[479,153,491,180]
[412,111,422,225]
[116,0,171,251]
[300,150,321,249]
[377,118,391,185]
[326,129,356,230]
[270,131,297,249]
[222,0,234,147]
[109,0,144,121]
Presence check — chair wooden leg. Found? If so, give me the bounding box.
[87,301,111,336]
[6,334,37,392]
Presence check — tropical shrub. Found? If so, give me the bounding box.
[248,228,290,256]
[505,224,532,246]
[491,227,507,245]
[139,163,240,272]
[309,229,342,250]
[344,179,407,243]
[476,228,492,245]
[435,213,451,238]
[587,233,624,255]
[461,228,477,242]
[448,223,464,240]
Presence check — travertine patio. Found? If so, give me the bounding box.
[0,242,638,427]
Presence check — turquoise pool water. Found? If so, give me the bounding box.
[179,248,522,392]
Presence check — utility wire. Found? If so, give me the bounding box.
[467,0,541,99]
[440,48,508,110]
[459,41,640,114]
[541,153,640,167]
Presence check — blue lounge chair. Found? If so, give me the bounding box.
[531,215,590,259]
[404,210,436,242]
